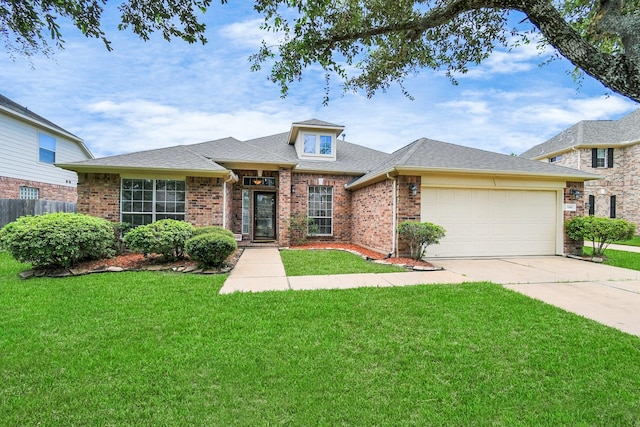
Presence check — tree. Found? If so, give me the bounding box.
[397,221,446,260]
[2,1,640,103]
[565,216,636,256]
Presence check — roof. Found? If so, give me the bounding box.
[0,93,93,158]
[521,109,640,159]
[59,119,598,184]
[348,138,599,188]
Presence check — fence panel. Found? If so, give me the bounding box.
[0,199,77,228]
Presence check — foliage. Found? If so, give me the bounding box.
[582,246,640,271]
[0,212,116,269]
[185,232,237,268]
[3,1,640,102]
[397,221,446,260]
[286,214,319,246]
[2,255,640,425]
[123,219,195,260]
[192,226,235,239]
[112,222,133,254]
[565,216,636,256]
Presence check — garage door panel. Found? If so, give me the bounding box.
[422,188,557,257]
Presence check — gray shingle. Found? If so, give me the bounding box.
[521,109,640,159]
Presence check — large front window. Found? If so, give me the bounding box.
[308,186,333,235]
[121,179,186,226]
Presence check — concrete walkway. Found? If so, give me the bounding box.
[220,247,640,337]
[219,248,466,294]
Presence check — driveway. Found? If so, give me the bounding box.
[432,256,640,337]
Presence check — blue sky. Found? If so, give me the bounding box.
[1,4,637,159]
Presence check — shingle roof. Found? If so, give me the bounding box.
[521,109,640,159]
[292,119,343,128]
[348,137,598,188]
[0,93,82,141]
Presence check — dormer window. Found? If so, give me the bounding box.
[304,134,333,156]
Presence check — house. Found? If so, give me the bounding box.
[521,110,640,228]
[58,119,597,258]
[0,94,93,222]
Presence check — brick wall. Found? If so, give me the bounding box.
[351,178,394,255]
[0,176,77,203]
[228,169,281,238]
[290,173,353,244]
[396,176,422,256]
[186,176,224,227]
[278,168,292,246]
[76,173,121,222]
[563,181,585,255]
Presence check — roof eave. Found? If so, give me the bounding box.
[56,163,230,177]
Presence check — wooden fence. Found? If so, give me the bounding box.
[0,199,77,228]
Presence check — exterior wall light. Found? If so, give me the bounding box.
[408,183,417,196]
[569,188,582,199]
[291,184,295,194]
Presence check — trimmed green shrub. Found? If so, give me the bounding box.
[193,226,235,239]
[123,219,195,260]
[185,233,238,268]
[286,214,319,245]
[0,212,116,269]
[397,221,446,260]
[565,216,636,256]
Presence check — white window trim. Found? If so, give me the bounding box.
[308,185,333,236]
[121,178,186,225]
[299,133,335,159]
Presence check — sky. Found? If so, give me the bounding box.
[1,4,638,159]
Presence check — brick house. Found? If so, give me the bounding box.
[0,94,93,207]
[59,119,597,258]
[521,110,640,229]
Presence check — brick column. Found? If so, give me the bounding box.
[278,168,292,246]
[563,181,585,255]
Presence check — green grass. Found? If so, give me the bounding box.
[583,246,640,270]
[2,251,640,425]
[280,248,407,276]
[613,236,640,246]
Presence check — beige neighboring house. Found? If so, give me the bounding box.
[60,119,597,258]
[0,94,93,226]
[521,110,640,228]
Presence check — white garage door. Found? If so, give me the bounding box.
[422,188,558,257]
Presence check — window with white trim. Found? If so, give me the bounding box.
[549,155,562,163]
[39,133,56,164]
[121,178,186,226]
[596,148,607,168]
[308,186,333,235]
[242,189,250,234]
[302,134,333,156]
[19,186,39,199]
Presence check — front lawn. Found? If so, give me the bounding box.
[583,246,640,270]
[613,236,640,246]
[280,248,407,276]
[2,251,640,425]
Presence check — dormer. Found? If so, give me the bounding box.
[288,119,345,162]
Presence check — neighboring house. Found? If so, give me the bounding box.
[59,119,597,258]
[521,110,640,228]
[0,94,93,215]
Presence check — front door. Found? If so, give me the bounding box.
[254,192,276,240]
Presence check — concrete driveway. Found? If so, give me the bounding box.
[432,256,640,337]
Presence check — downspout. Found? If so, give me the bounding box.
[222,172,238,229]
[387,172,397,257]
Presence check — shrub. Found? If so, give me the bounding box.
[565,216,636,256]
[0,212,116,269]
[397,221,446,260]
[287,214,319,246]
[123,219,195,260]
[193,226,235,239]
[185,233,238,268]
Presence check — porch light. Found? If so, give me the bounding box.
[291,185,295,193]
[569,188,582,199]
[253,178,263,185]
[408,183,417,196]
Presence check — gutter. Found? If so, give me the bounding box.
[222,171,239,228]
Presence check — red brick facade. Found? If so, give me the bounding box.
[563,181,585,255]
[76,173,121,222]
[185,177,224,226]
[351,178,395,255]
[0,176,77,203]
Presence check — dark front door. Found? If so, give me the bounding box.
[254,192,276,240]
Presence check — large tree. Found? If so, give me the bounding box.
[2,0,639,103]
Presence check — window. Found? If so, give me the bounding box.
[302,134,333,156]
[121,178,185,226]
[308,186,333,235]
[243,177,276,187]
[242,189,250,234]
[549,155,562,163]
[19,186,39,199]
[592,148,614,168]
[588,194,595,216]
[39,134,56,164]
[610,195,617,218]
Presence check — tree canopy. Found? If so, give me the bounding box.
[2,0,640,103]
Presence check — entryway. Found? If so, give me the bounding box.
[253,192,276,241]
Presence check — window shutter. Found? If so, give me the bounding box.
[588,195,595,216]
[610,195,616,218]
[591,148,598,168]
[607,148,614,168]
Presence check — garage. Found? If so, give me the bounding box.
[422,187,560,258]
